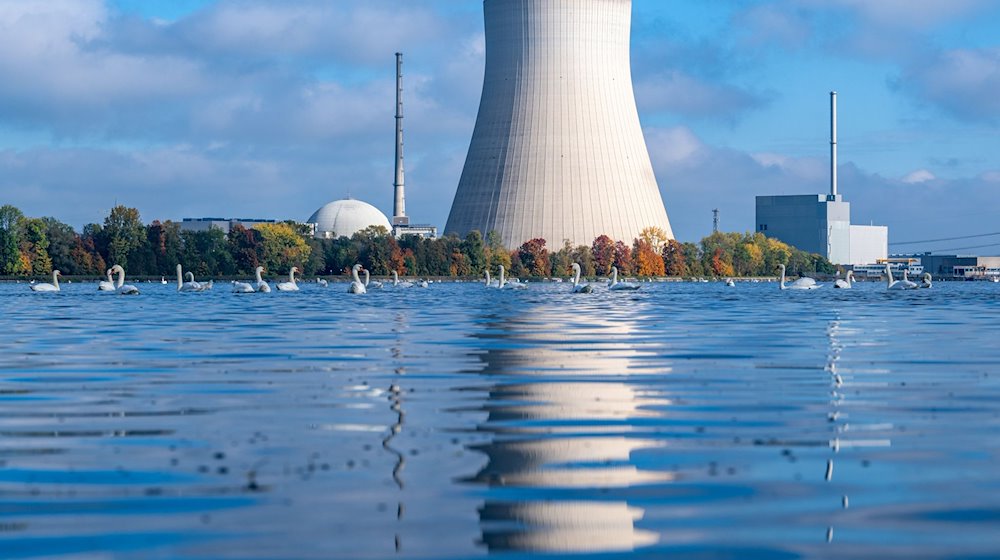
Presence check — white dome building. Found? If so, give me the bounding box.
[308,199,392,239]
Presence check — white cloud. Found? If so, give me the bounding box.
[902,169,935,184]
[634,71,765,119]
[898,48,1000,121]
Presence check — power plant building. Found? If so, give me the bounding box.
[446,0,673,248]
[755,92,888,266]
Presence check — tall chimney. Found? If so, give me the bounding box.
[393,52,408,225]
[830,91,838,198]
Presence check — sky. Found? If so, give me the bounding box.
[1,0,998,253]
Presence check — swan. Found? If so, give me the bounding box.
[778,264,821,290]
[98,269,115,291]
[496,265,526,289]
[725,278,736,287]
[30,270,61,292]
[252,266,271,292]
[484,269,499,288]
[834,270,855,289]
[391,270,413,288]
[276,267,300,291]
[885,264,914,291]
[571,263,593,293]
[233,280,255,293]
[362,270,383,289]
[418,279,429,288]
[176,264,203,292]
[110,265,140,295]
[317,278,328,287]
[609,266,640,291]
[348,264,366,294]
[160,276,167,285]
[900,269,919,290]
[919,273,933,289]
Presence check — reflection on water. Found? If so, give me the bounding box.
[1,281,999,558]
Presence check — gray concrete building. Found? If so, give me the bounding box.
[754,92,887,265]
[445,0,672,248]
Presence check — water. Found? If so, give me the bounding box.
[1,280,998,559]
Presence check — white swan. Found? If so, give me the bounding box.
[496,265,526,289]
[176,264,203,292]
[392,270,414,288]
[362,269,383,289]
[98,269,115,291]
[348,264,366,294]
[30,270,61,292]
[233,280,255,293]
[252,266,271,292]
[778,264,821,290]
[920,273,933,289]
[725,278,736,287]
[885,264,914,291]
[484,269,499,288]
[317,278,328,287]
[571,263,593,293]
[900,269,919,290]
[110,265,140,295]
[276,267,300,291]
[609,266,640,291]
[834,270,854,289]
[160,276,167,285]
[418,279,429,288]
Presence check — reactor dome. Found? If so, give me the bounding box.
[308,198,392,239]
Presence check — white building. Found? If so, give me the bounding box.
[445,0,673,248]
[308,199,392,239]
[755,92,888,265]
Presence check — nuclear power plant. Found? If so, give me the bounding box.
[445,0,673,248]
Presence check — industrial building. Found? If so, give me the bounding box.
[445,0,672,248]
[179,217,315,235]
[755,92,888,266]
[309,199,391,240]
[389,53,437,240]
[903,254,1000,280]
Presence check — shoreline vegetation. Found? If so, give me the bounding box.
[1,204,837,281]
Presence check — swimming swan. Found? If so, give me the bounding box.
[253,266,271,292]
[176,264,203,292]
[885,264,915,291]
[834,270,854,289]
[31,270,61,292]
[900,269,919,290]
[276,267,300,291]
[348,264,366,294]
[778,264,821,290]
[920,273,932,289]
[609,266,640,291]
[363,269,383,289]
[392,270,413,288]
[497,265,526,289]
[233,280,255,293]
[571,263,593,293]
[110,265,140,295]
[98,269,115,291]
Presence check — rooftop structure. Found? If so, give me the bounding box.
[389,52,437,240]
[445,0,672,248]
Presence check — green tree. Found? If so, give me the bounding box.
[103,206,145,270]
[42,217,79,275]
[20,217,52,275]
[0,205,26,274]
[571,245,596,277]
[461,231,487,274]
[257,223,311,274]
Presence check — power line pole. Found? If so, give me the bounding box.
[712,209,719,233]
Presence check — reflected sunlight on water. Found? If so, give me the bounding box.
[0,280,998,558]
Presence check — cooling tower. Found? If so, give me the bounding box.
[445,0,673,248]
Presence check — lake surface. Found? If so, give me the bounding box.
[1,279,998,559]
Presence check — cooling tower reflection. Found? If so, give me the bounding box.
[464,310,671,553]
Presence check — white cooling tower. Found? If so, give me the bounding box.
[445,0,673,248]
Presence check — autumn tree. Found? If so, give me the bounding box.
[632,238,664,277]
[662,239,687,277]
[591,235,615,275]
[639,226,670,254]
[517,238,550,277]
[612,240,633,275]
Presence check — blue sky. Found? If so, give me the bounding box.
[1,0,998,252]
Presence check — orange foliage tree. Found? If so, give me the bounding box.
[633,238,665,277]
[591,234,615,275]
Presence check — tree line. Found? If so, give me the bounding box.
[0,204,834,279]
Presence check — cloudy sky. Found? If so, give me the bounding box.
[1,0,998,252]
